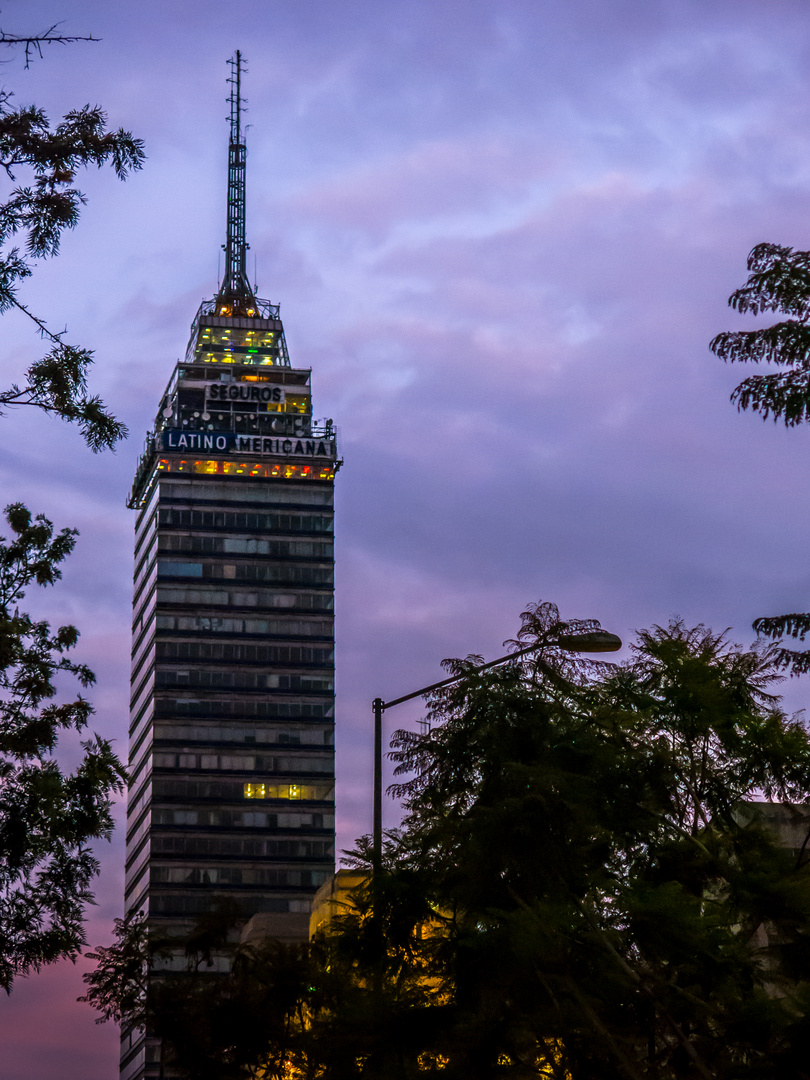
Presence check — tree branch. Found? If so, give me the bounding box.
[0,26,99,68]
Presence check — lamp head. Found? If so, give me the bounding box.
[552,630,622,653]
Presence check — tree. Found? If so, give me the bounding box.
[82,876,443,1080]
[378,604,810,1078]
[710,242,810,672]
[80,911,151,1028]
[81,907,315,1080]
[0,503,126,992]
[710,242,810,426]
[83,603,810,1079]
[0,25,143,993]
[0,34,144,449]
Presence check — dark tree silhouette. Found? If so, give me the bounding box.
[0,28,143,450]
[0,23,142,993]
[0,504,126,992]
[711,242,810,672]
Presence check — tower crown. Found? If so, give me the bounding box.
[126,50,342,515]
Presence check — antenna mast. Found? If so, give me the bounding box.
[217,50,255,314]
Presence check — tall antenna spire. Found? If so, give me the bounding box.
[216,50,256,315]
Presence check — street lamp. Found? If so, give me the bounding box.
[371,628,622,869]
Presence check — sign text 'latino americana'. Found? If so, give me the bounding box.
[161,430,336,458]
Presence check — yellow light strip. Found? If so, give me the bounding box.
[156,458,335,480]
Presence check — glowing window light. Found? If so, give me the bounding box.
[418,1054,450,1071]
[156,458,336,481]
[243,782,329,800]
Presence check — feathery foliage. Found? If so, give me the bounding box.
[378,610,810,1079]
[0,504,126,992]
[711,242,810,425]
[711,242,810,671]
[0,75,144,449]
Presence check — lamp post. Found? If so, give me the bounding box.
[371,628,622,870]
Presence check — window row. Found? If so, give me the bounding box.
[151,826,332,855]
[155,699,334,720]
[157,561,333,586]
[155,670,333,694]
[160,481,332,505]
[158,508,333,533]
[154,722,333,747]
[153,778,334,802]
[153,752,333,774]
[150,895,312,916]
[156,586,333,612]
[192,326,280,351]
[159,535,333,558]
[156,641,333,665]
[151,866,331,888]
[155,614,333,637]
[152,807,330,829]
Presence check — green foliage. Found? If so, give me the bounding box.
[0,503,126,992]
[711,242,810,426]
[753,611,810,677]
[0,34,140,991]
[79,912,150,1027]
[379,609,810,1079]
[0,87,144,449]
[711,243,810,673]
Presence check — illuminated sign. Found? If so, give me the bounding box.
[161,430,335,458]
[206,383,285,404]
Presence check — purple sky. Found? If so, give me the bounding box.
[4,0,810,1074]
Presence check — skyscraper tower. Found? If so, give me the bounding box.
[121,53,338,1080]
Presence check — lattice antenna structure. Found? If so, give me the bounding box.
[216,50,256,314]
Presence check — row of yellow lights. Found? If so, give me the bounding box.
[156,458,335,480]
[197,353,276,366]
[199,329,276,344]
